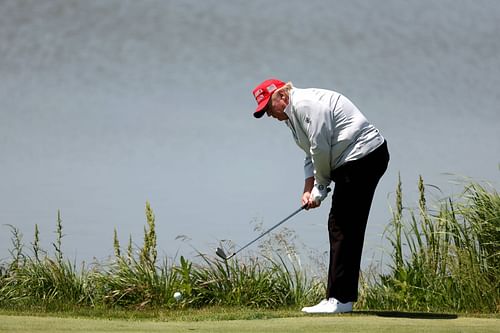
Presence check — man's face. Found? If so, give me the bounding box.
[265,91,289,121]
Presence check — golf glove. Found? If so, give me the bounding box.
[310,184,328,204]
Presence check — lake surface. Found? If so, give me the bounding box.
[1,0,499,269]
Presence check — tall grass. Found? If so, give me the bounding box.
[1,178,498,313]
[0,202,323,311]
[359,175,500,313]
[178,253,323,308]
[0,223,91,309]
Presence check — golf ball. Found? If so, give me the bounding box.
[173,291,182,301]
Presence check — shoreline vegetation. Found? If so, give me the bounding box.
[0,175,498,316]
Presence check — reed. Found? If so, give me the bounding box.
[0,222,91,309]
[0,202,322,311]
[1,177,498,313]
[359,176,500,313]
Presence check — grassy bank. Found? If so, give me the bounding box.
[0,176,498,314]
[358,175,499,313]
[1,313,499,333]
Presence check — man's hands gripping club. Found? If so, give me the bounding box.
[302,177,329,210]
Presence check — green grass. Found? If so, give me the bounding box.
[359,175,500,313]
[1,176,499,315]
[0,202,324,311]
[0,312,499,333]
[0,306,303,321]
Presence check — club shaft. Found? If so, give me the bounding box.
[232,204,306,256]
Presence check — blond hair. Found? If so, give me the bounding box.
[271,82,293,103]
[276,81,293,95]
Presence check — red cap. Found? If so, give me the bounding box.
[252,78,286,118]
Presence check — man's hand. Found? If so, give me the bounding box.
[308,184,328,208]
[302,178,328,210]
[302,191,320,209]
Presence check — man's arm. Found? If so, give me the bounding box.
[302,176,317,209]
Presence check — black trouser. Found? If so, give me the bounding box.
[326,140,389,303]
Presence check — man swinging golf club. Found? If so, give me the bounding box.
[251,78,389,314]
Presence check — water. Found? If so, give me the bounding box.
[1,0,499,267]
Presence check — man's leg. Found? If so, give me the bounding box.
[327,141,389,302]
[326,175,380,302]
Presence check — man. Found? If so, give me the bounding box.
[251,78,389,313]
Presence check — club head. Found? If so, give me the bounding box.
[216,247,228,260]
[216,247,236,260]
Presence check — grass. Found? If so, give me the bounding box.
[0,176,499,315]
[0,202,324,311]
[359,175,500,313]
[0,312,499,333]
[0,306,304,321]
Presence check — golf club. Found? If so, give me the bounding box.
[216,188,331,260]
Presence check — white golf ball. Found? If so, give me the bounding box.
[173,291,182,301]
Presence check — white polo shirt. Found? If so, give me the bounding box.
[284,87,384,187]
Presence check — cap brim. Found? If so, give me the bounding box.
[253,110,265,118]
[253,97,270,119]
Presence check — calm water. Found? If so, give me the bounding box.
[1,0,499,267]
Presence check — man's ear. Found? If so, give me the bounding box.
[280,90,289,102]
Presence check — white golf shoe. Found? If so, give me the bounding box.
[301,298,353,314]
